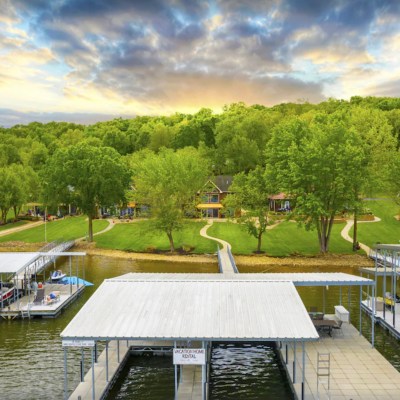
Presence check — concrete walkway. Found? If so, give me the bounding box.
[0,220,44,237]
[199,220,236,274]
[340,216,381,254]
[76,219,115,242]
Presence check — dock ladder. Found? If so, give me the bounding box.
[317,352,330,394]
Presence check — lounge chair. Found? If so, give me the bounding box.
[33,288,45,305]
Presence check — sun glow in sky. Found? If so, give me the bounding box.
[1,0,400,126]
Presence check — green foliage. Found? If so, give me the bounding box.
[265,112,365,253]
[133,147,210,251]
[225,166,272,251]
[42,143,131,241]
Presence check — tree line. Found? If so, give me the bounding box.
[0,97,399,252]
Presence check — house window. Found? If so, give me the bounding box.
[210,194,219,203]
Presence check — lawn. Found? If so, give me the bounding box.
[207,220,354,256]
[0,216,109,243]
[353,199,399,247]
[95,220,216,253]
[0,220,28,232]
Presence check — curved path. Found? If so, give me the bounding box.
[76,218,116,242]
[199,219,231,251]
[340,216,381,254]
[0,220,44,238]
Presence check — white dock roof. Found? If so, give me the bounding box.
[112,272,374,286]
[0,252,40,275]
[61,278,319,342]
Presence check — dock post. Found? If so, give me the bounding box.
[202,340,206,400]
[174,341,178,399]
[117,340,120,363]
[339,286,342,305]
[94,342,98,363]
[293,341,296,383]
[63,347,68,400]
[69,256,72,296]
[91,346,95,400]
[285,343,288,364]
[371,285,375,348]
[359,285,362,335]
[80,348,84,382]
[348,287,351,321]
[106,341,109,382]
[393,250,397,328]
[301,341,305,400]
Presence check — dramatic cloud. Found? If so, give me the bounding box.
[1,0,400,125]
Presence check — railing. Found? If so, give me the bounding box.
[226,246,239,273]
[217,246,223,273]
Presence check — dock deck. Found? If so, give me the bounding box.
[0,283,84,319]
[281,323,400,399]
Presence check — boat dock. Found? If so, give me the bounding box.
[67,340,206,400]
[361,299,400,340]
[0,283,85,319]
[0,250,87,319]
[280,322,400,399]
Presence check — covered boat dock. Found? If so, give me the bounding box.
[61,271,377,400]
[0,251,86,319]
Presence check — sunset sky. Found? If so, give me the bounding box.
[1,0,400,126]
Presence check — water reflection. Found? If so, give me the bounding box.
[209,342,294,400]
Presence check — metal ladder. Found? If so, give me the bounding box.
[317,352,330,394]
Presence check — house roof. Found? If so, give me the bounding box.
[213,175,233,192]
[269,192,287,200]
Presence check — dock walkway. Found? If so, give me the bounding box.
[68,340,131,400]
[281,323,400,399]
[199,220,236,274]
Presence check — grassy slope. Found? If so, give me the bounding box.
[0,216,108,243]
[354,199,399,247]
[95,220,216,253]
[208,220,353,256]
[0,220,28,232]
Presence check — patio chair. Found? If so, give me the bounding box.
[33,288,45,305]
[332,320,343,336]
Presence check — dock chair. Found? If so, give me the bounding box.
[33,288,45,305]
[332,320,343,336]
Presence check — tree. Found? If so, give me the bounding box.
[347,106,397,250]
[133,147,210,252]
[42,143,131,241]
[224,166,272,252]
[265,113,365,253]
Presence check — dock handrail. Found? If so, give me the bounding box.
[217,246,223,273]
[226,246,239,273]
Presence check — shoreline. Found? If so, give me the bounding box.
[0,241,374,267]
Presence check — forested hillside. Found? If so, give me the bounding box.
[1,96,399,252]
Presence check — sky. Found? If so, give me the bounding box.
[1,0,400,126]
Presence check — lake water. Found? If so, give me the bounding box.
[0,255,399,399]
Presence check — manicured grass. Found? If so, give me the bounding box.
[0,220,28,232]
[95,220,216,253]
[0,216,109,243]
[208,221,353,256]
[354,199,399,247]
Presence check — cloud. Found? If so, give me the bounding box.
[0,108,123,127]
[1,0,400,126]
